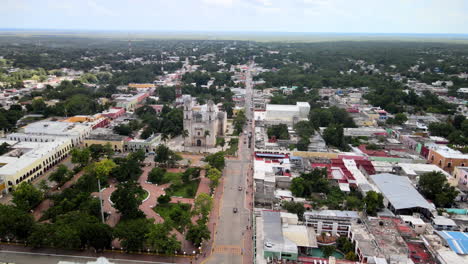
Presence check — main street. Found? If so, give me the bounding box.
[205,63,255,264]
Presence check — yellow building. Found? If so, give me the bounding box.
[0,138,73,193]
[84,129,127,152]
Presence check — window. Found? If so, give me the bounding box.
[447,162,452,168]
[198,132,201,136]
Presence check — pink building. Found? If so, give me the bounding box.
[101,107,126,119]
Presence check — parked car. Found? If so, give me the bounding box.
[233,207,238,213]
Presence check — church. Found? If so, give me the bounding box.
[183,96,227,148]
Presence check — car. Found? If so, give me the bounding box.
[233,208,238,213]
[238,186,243,191]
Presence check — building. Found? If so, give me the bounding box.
[265,102,310,125]
[400,215,427,234]
[258,210,318,262]
[84,128,127,153]
[453,167,468,192]
[0,138,72,193]
[62,115,110,129]
[370,173,436,217]
[428,146,468,173]
[432,216,459,231]
[113,92,149,111]
[128,83,155,90]
[124,133,162,153]
[183,96,227,148]
[10,121,92,146]
[304,210,360,237]
[101,107,125,119]
[435,231,468,255]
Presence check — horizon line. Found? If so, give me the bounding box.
[1,28,468,36]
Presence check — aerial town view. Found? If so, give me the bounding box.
[0,1,468,264]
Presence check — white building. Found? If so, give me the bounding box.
[0,138,73,193]
[11,121,92,146]
[183,96,227,148]
[265,102,310,125]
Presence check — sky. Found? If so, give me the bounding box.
[1,0,468,34]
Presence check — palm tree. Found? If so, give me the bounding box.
[181,130,189,152]
[204,130,210,152]
[161,133,169,144]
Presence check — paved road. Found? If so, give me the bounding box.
[205,63,255,264]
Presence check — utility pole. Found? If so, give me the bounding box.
[98,178,105,223]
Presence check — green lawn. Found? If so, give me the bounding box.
[154,202,192,232]
[165,179,200,198]
[163,172,182,184]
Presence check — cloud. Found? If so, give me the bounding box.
[86,0,118,16]
[202,0,236,7]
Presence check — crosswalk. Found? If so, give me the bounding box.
[213,245,242,255]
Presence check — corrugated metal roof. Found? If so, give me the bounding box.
[436,231,468,255]
[370,173,435,211]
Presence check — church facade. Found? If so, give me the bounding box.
[183,96,227,148]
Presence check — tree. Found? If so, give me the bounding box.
[453,115,466,130]
[49,164,70,185]
[38,179,50,193]
[89,143,114,160]
[0,204,35,240]
[204,151,225,170]
[204,130,210,152]
[322,245,336,259]
[363,191,384,216]
[290,177,306,197]
[146,222,181,255]
[148,167,167,184]
[206,166,222,189]
[157,194,171,204]
[193,193,213,220]
[114,218,151,252]
[233,110,246,135]
[345,251,358,261]
[296,138,310,151]
[294,121,315,139]
[111,181,145,219]
[428,122,455,138]
[154,145,181,167]
[182,167,201,183]
[323,124,348,150]
[267,124,289,140]
[282,201,305,221]
[394,113,408,125]
[93,159,117,181]
[12,182,43,212]
[71,148,91,167]
[186,221,211,247]
[113,124,134,136]
[419,171,459,207]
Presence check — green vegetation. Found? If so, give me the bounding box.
[429,116,468,151]
[323,124,349,151]
[12,182,43,212]
[136,105,183,138]
[267,124,289,140]
[154,145,182,167]
[225,138,239,155]
[204,151,226,170]
[233,110,247,135]
[419,171,459,207]
[309,107,356,129]
[154,203,192,232]
[111,181,145,220]
[165,179,200,198]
